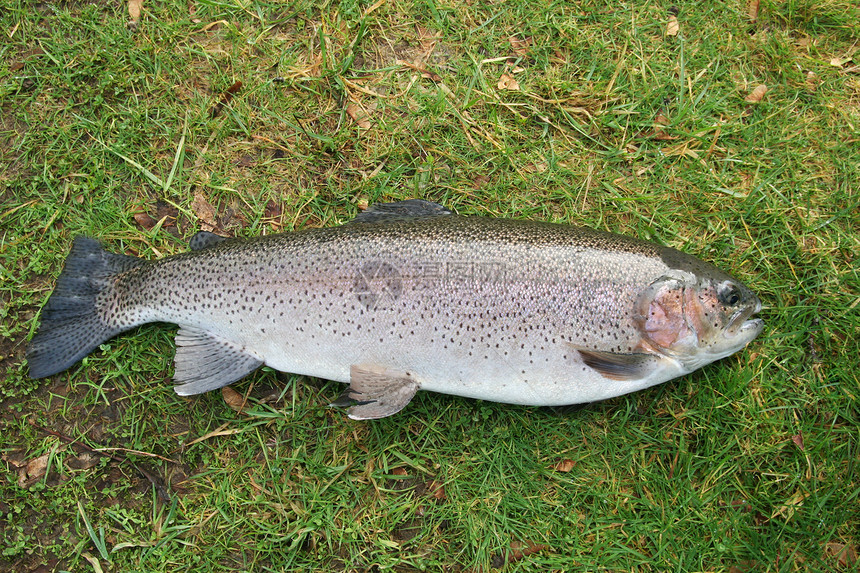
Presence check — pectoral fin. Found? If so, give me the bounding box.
[574,348,659,381]
[331,365,420,420]
[173,326,263,395]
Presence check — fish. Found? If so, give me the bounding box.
[27,200,763,419]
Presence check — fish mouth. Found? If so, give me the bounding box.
[726,299,763,339]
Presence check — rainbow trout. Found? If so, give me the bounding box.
[28,200,763,419]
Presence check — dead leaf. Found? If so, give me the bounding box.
[133,211,157,230]
[25,454,50,477]
[509,36,532,57]
[744,84,767,103]
[648,113,676,140]
[416,25,441,48]
[211,80,242,118]
[771,490,810,521]
[128,0,142,26]
[553,459,575,472]
[201,21,223,32]
[363,0,387,17]
[426,480,446,500]
[523,160,548,173]
[155,201,178,223]
[830,57,848,67]
[17,453,50,488]
[221,386,246,414]
[264,200,283,230]
[666,16,680,37]
[2,451,27,469]
[345,102,371,129]
[420,67,442,82]
[497,73,519,91]
[791,432,804,450]
[184,426,241,447]
[191,192,218,231]
[218,200,245,232]
[747,0,760,21]
[471,174,490,188]
[236,155,256,168]
[728,499,752,511]
[824,542,858,568]
[66,452,101,471]
[391,467,408,476]
[397,60,441,82]
[805,71,818,91]
[507,540,547,563]
[82,552,104,573]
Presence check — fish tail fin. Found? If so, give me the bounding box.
[27,237,146,378]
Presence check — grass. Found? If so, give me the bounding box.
[1,0,858,570]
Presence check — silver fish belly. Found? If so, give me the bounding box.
[27,200,763,419]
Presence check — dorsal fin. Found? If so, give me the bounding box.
[189,231,229,251]
[352,200,453,224]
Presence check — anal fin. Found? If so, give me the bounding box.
[331,364,420,420]
[173,326,263,395]
[574,348,659,382]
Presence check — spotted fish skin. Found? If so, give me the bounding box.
[27,200,763,418]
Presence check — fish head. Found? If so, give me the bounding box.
[634,269,763,371]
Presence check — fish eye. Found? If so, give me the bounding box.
[718,283,741,306]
